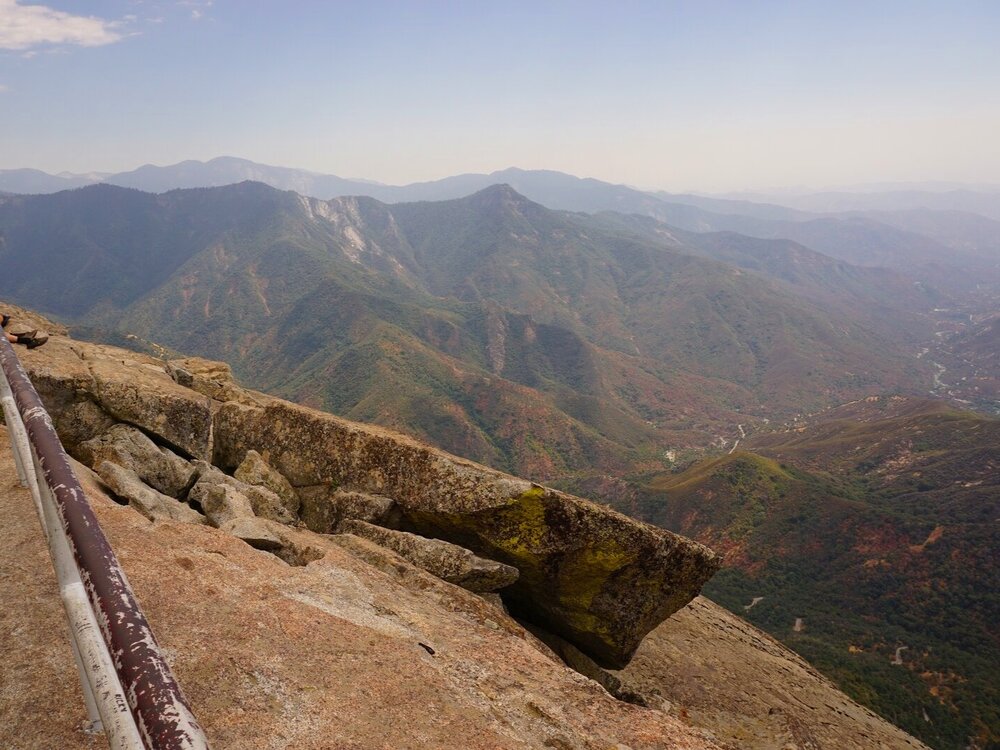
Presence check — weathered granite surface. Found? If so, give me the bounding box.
[95,460,206,525]
[213,399,720,668]
[298,485,397,533]
[78,423,197,497]
[88,354,214,460]
[191,460,295,525]
[233,449,299,515]
[340,519,520,593]
[217,517,284,551]
[188,481,255,527]
[1,435,721,750]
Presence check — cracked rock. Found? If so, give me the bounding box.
[78,423,197,498]
[191,460,295,525]
[298,486,396,533]
[95,460,206,525]
[189,481,255,527]
[234,449,300,517]
[340,520,520,593]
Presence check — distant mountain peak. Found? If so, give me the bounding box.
[474,182,524,197]
[465,183,538,208]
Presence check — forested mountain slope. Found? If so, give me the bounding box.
[585,397,999,749]
[0,183,935,478]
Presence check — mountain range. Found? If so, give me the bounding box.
[4,157,999,286]
[0,181,944,479]
[5,157,1000,218]
[0,170,996,749]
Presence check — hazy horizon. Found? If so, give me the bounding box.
[7,154,1000,198]
[2,1,999,192]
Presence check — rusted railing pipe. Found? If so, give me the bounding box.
[1,361,140,746]
[0,336,210,750]
[31,454,146,747]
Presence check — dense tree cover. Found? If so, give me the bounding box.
[607,402,1000,750]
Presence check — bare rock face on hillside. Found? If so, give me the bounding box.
[1,432,721,750]
[14,327,214,460]
[233,449,300,514]
[190,460,296,525]
[212,398,721,668]
[6,310,718,669]
[166,357,247,403]
[189,481,256,527]
[298,485,398,532]
[16,311,719,668]
[88,355,214,460]
[217,517,285,551]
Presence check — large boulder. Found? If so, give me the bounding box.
[77,424,197,498]
[19,334,223,461]
[232,517,331,567]
[17,325,719,667]
[233,450,299,516]
[95,461,206,525]
[188,482,255,527]
[213,400,720,668]
[87,354,214,460]
[191,461,295,525]
[340,520,519,593]
[166,357,258,405]
[19,339,115,453]
[52,401,118,454]
[298,486,396,533]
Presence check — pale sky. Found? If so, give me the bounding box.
[2,0,999,192]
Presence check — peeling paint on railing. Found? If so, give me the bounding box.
[0,336,210,750]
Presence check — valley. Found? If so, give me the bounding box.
[567,397,999,750]
[922,289,1000,415]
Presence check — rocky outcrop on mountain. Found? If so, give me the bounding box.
[166,357,253,404]
[217,516,284,550]
[1,426,930,750]
[1,433,720,750]
[88,354,215,460]
[213,397,719,668]
[12,305,718,669]
[189,481,256,527]
[0,304,930,749]
[233,449,300,513]
[189,460,296,525]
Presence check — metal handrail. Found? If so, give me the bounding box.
[0,335,210,750]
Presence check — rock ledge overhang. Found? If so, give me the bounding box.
[22,328,720,668]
